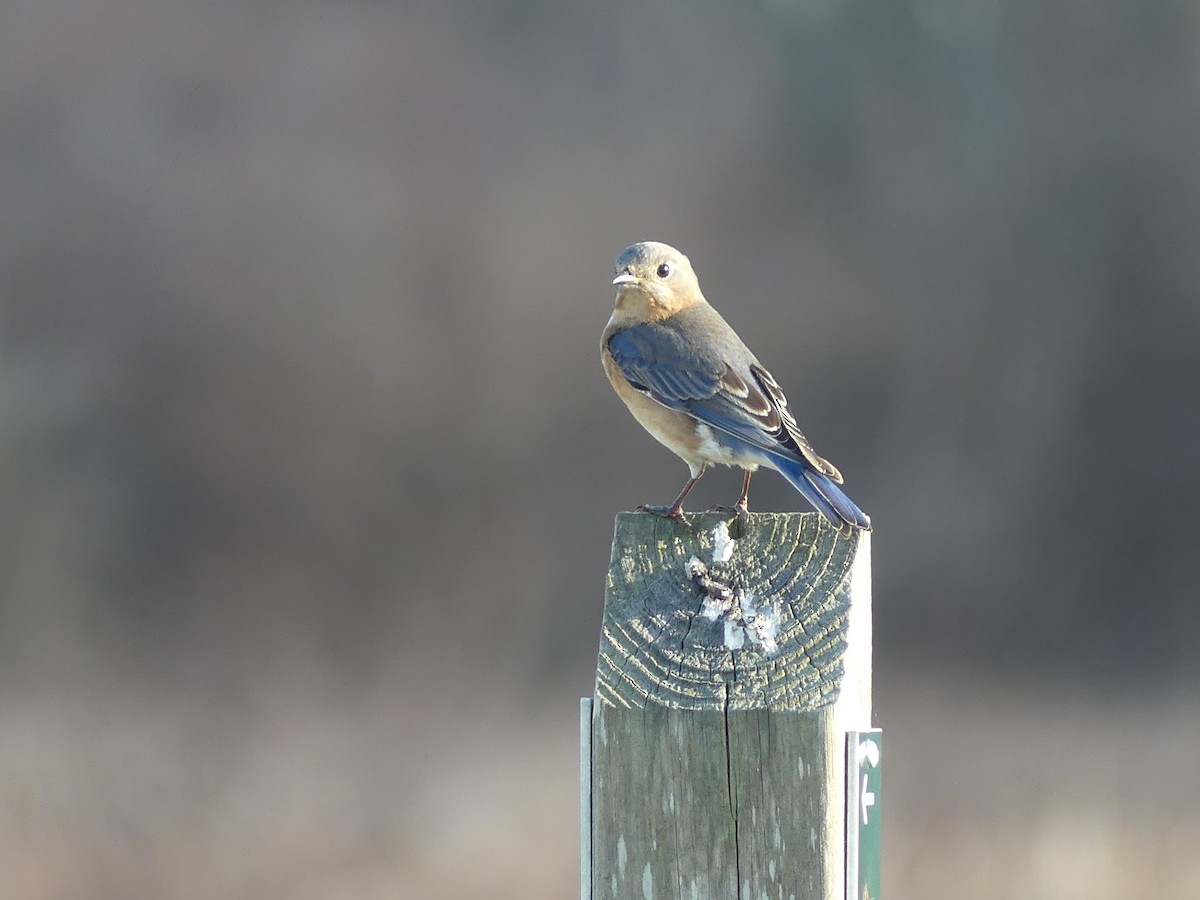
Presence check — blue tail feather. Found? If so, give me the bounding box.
[773,456,872,535]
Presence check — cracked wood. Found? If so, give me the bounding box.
[586,511,871,900]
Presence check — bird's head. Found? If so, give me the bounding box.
[611,241,703,319]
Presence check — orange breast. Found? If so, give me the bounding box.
[601,337,713,472]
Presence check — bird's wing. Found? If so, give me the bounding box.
[607,319,842,481]
[743,364,843,482]
[607,321,724,405]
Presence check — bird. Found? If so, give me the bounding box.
[600,241,871,535]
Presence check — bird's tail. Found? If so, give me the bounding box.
[774,456,872,536]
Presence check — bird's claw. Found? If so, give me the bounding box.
[704,503,751,532]
[636,503,689,526]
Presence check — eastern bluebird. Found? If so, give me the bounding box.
[601,241,871,535]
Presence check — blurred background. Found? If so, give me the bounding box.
[1,1,1197,897]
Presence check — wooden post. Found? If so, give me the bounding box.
[583,511,872,900]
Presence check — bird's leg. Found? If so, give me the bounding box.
[706,469,753,530]
[637,465,706,522]
[734,468,753,513]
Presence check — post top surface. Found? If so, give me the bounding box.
[595,511,871,712]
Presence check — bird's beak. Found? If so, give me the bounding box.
[612,272,638,286]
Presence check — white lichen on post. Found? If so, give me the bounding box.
[710,519,736,563]
[687,556,780,654]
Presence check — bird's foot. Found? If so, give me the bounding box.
[636,503,688,526]
[704,503,750,533]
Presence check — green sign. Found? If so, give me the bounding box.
[846,729,882,900]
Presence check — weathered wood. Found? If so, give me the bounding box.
[587,511,871,900]
[596,512,870,720]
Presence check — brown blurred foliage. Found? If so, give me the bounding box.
[1,1,1197,897]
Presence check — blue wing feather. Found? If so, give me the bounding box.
[607,324,722,405]
[607,319,800,463]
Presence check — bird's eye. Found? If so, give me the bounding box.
[656,263,672,278]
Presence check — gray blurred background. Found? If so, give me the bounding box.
[2,1,1197,897]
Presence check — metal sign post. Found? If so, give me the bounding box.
[846,728,883,900]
